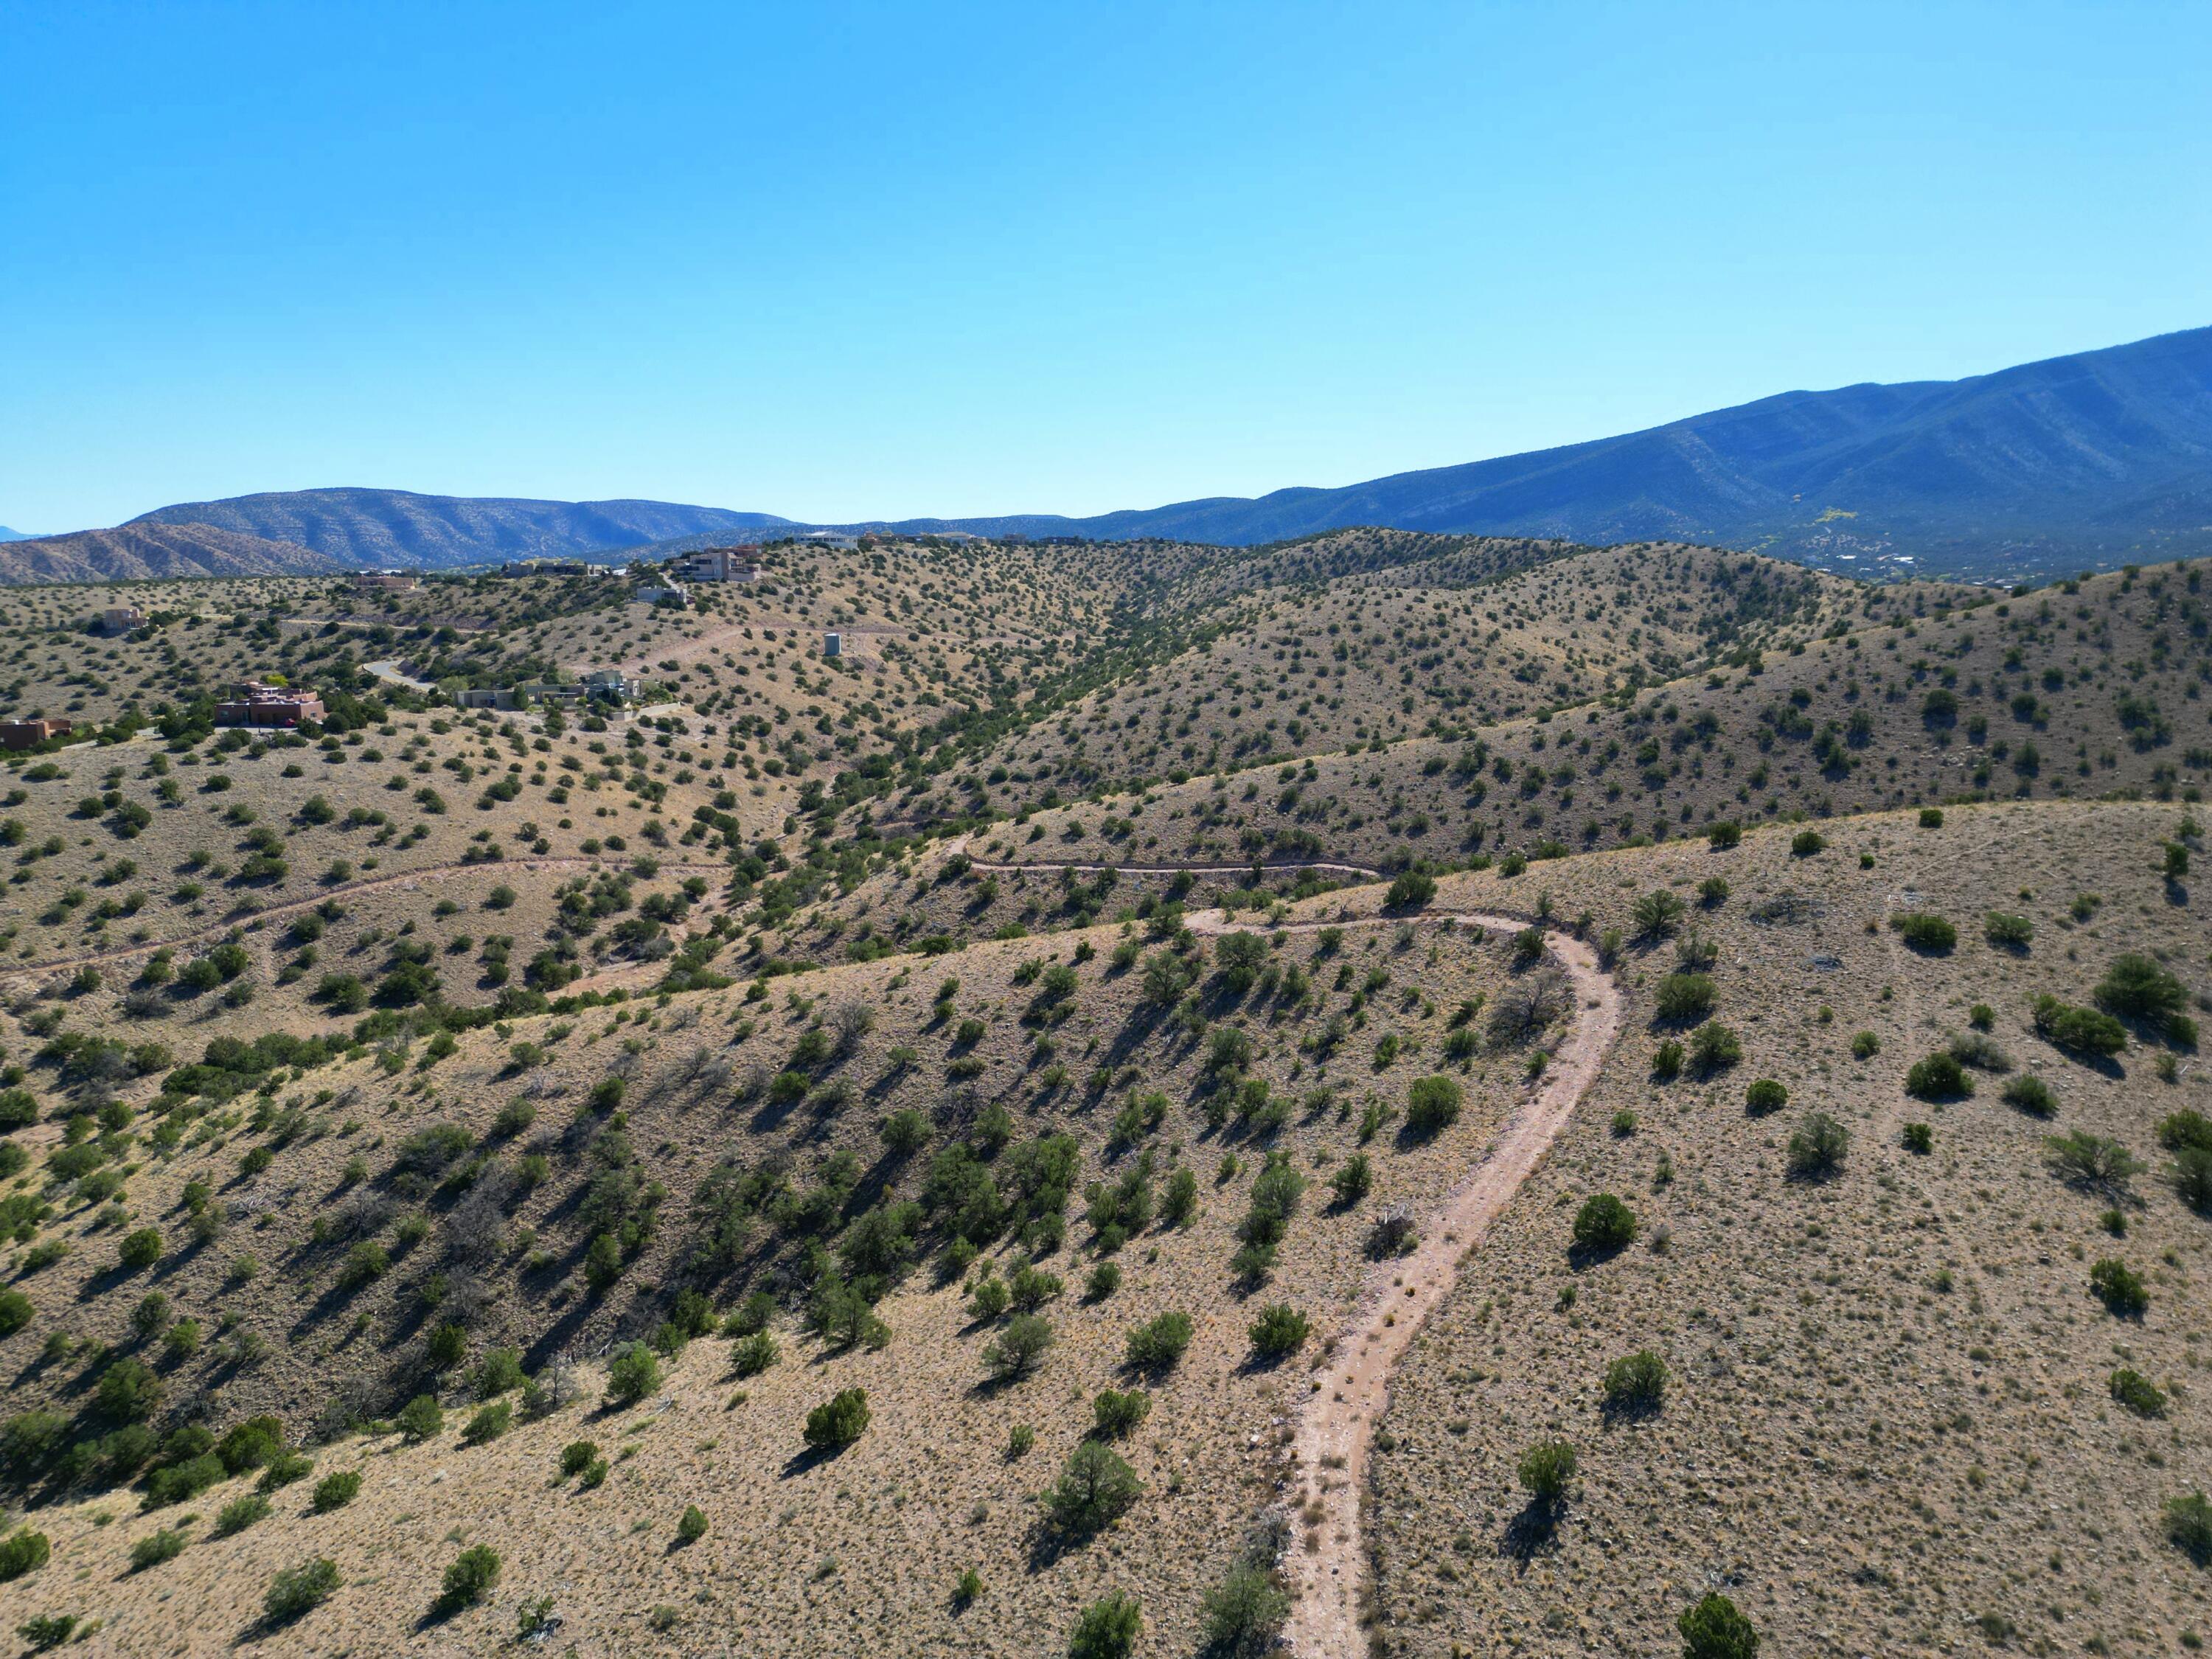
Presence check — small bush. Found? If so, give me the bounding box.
[1651,1039,1683,1079]
[217,1493,271,1536]
[1384,871,1436,910]
[2034,995,2126,1057]
[263,1557,340,1625]
[1091,1388,1151,1439]
[116,1228,163,1271]
[1743,1079,1786,1116]
[396,1394,443,1444]
[1851,1030,1879,1060]
[1689,1023,1742,1073]
[1067,1591,1142,1659]
[311,1470,361,1512]
[1706,821,1742,849]
[1902,1122,1933,1154]
[1199,1562,1289,1658]
[437,1545,501,1612]
[460,1402,512,1447]
[15,1615,74,1652]
[2090,1258,2149,1318]
[1405,1074,1462,1136]
[1905,1053,1971,1099]
[2111,1368,2168,1418]
[130,1528,188,1572]
[2098,953,2190,1028]
[1786,1113,1849,1180]
[1043,1441,1141,1534]
[1654,973,1714,1022]
[1947,1032,2011,1072]
[604,1342,661,1408]
[1678,1591,1761,1659]
[2045,1131,2143,1195]
[2002,1074,2056,1116]
[1599,1349,1667,1415]
[561,1439,602,1478]
[2166,1492,2212,1565]
[1571,1193,1636,1254]
[676,1504,709,1544]
[1919,807,1944,827]
[1248,1304,1310,1358]
[982,1313,1055,1381]
[1517,1439,1577,1503]
[731,1331,779,1377]
[803,1388,870,1451]
[1790,830,1825,856]
[1125,1311,1194,1371]
[1985,911,2034,948]
[1890,912,1955,953]
[0,1529,50,1582]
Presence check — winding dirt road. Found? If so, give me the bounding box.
[943,844,1626,1653]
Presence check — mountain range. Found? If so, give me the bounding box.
[0,524,343,585]
[4,324,2206,585]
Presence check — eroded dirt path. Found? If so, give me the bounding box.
[942,844,1625,1652]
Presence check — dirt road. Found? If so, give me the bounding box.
[939,844,1625,1652]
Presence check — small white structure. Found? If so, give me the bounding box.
[633,582,689,608]
[823,631,844,658]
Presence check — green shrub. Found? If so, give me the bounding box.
[472,1347,525,1399]
[1600,1349,1667,1415]
[1632,890,1686,939]
[1902,1122,1933,1155]
[604,1342,661,1407]
[2001,1074,2056,1116]
[1890,912,1955,953]
[0,1290,31,1338]
[116,1227,162,1271]
[803,1387,870,1451]
[1248,1304,1310,1358]
[1571,1193,1636,1254]
[560,1440,599,1478]
[1743,1079,1786,1116]
[263,1558,341,1625]
[2111,1368,2168,1418]
[1067,1591,1142,1659]
[676,1504,709,1544]
[1785,1113,1849,1180]
[2045,1131,2143,1195]
[1790,830,1825,856]
[1678,1591,1761,1658]
[2166,1492,2212,1565]
[217,1493,271,1536]
[14,1614,74,1652]
[1125,1310,1193,1371]
[731,1331,779,1377]
[1091,1388,1151,1439]
[1043,1441,1141,1534]
[2090,1258,2149,1317]
[1851,1030,1879,1059]
[2033,995,2126,1056]
[1405,1074,1462,1136]
[1919,807,1944,828]
[1688,1023,1741,1072]
[1706,821,1742,849]
[982,1313,1054,1380]
[1651,1040,1683,1079]
[1384,871,1435,910]
[1985,911,2034,948]
[396,1394,443,1444]
[1905,1053,1971,1099]
[2098,953,2190,1028]
[311,1470,361,1512]
[1199,1563,1289,1658]
[0,1529,50,1582]
[130,1528,188,1572]
[1517,1439,1577,1503]
[1654,973,1714,1022]
[460,1402,512,1447]
[437,1544,501,1612]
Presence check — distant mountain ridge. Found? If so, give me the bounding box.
[128,488,793,571]
[848,325,2212,577]
[0,523,341,585]
[27,324,2211,585]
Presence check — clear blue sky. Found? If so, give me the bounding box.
[4,0,2206,533]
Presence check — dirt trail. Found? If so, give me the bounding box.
[953,841,1387,883]
[940,845,1624,1652]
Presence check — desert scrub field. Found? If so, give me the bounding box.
[1365,799,2212,1657]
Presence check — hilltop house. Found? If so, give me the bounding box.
[0,717,72,751]
[673,545,762,582]
[215,681,325,728]
[101,605,147,634]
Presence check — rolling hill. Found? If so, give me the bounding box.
[0,523,340,585]
[128,489,793,571]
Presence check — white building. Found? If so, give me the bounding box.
[674,545,762,582]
